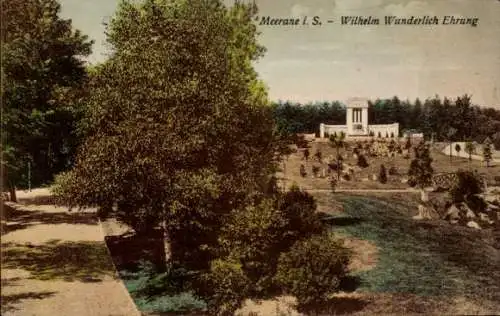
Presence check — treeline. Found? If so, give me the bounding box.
[272,95,500,147]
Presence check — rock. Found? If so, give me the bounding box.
[445,205,461,221]
[413,203,439,220]
[466,221,481,229]
[461,203,476,219]
[401,178,408,184]
[371,174,378,181]
[353,153,358,160]
[478,213,494,225]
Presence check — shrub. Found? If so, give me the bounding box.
[303,148,310,160]
[200,259,250,316]
[300,164,307,177]
[377,131,382,138]
[390,132,394,138]
[357,154,369,168]
[385,132,389,138]
[449,170,484,204]
[495,175,500,186]
[134,292,207,314]
[274,233,351,310]
[314,150,322,162]
[388,166,398,176]
[312,165,320,177]
[369,131,374,137]
[218,189,325,297]
[379,164,387,184]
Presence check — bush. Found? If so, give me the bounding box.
[449,170,484,204]
[274,233,351,310]
[495,175,500,186]
[218,189,325,297]
[312,165,320,177]
[377,132,382,138]
[200,259,250,316]
[390,132,395,138]
[342,173,351,181]
[379,164,387,184]
[357,154,369,168]
[388,166,398,176]
[134,292,207,314]
[300,164,307,177]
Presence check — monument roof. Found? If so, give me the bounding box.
[346,97,369,108]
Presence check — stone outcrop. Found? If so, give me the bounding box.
[413,203,440,220]
[429,187,500,229]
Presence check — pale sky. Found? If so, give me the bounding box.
[60,0,500,107]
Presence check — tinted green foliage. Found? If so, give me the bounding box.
[274,233,351,309]
[1,0,93,191]
[408,141,434,189]
[272,96,500,143]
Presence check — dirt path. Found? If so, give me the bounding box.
[1,189,140,316]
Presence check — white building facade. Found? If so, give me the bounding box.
[319,97,399,138]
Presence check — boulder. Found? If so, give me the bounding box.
[371,174,378,181]
[400,178,408,184]
[478,213,494,225]
[445,205,461,222]
[460,203,476,219]
[466,221,481,229]
[413,203,439,220]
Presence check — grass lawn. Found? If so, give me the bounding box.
[319,192,500,313]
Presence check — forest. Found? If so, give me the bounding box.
[272,96,500,148]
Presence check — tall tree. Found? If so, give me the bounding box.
[329,132,345,180]
[483,137,493,167]
[58,0,282,270]
[1,0,93,200]
[408,141,434,199]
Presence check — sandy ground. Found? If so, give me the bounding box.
[1,188,140,316]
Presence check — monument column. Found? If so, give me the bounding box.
[362,107,368,134]
[320,123,325,138]
[346,107,353,135]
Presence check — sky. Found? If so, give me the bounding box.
[59,0,500,107]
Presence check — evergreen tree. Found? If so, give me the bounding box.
[379,164,387,184]
[483,137,493,167]
[408,141,434,190]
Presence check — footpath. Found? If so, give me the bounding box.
[1,189,140,316]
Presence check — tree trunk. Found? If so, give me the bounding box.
[9,183,17,203]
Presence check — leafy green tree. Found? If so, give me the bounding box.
[57,0,280,270]
[455,143,461,156]
[329,133,345,180]
[465,141,476,168]
[1,0,93,199]
[483,137,493,167]
[447,127,457,161]
[408,141,434,192]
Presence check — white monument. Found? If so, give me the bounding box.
[319,97,399,138]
